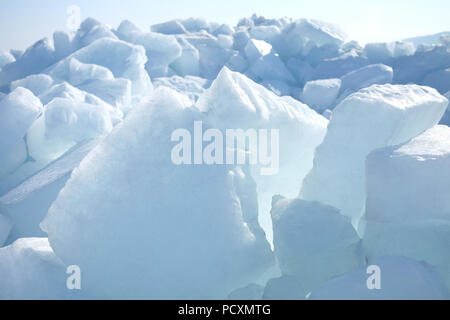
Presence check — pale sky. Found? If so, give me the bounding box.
[0,0,449,51]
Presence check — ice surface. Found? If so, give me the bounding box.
[41,87,274,299]
[58,38,152,100]
[152,75,209,102]
[53,31,75,61]
[276,19,346,59]
[0,140,27,179]
[151,20,187,35]
[314,50,369,79]
[72,18,118,49]
[364,125,450,223]
[117,20,183,78]
[302,78,341,112]
[226,52,249,73]
[197,67,328,243]
[422,68,450,94]
[170,37,200,76]
[244,39,272,61]
[441,91,450,125]
[249,53,296,84]
[271,197,364,292]
[338,64,393,100]
[49,57,114,86]
[227,284,264,300]
[0,51,15,69]
[362,125,450,288]
[0,88,43,177]
[263,275,307,300]
[392,46,450,84]
[27,97,113,163]
[0,238,77,299]
[0,140,98,244]
[1,13,450,300]
[301,84,448,223]
[309,256,449,300]
[0,38,56,86]
[11,74,54,96]
[0,214,12,246]
[286,58,314,86]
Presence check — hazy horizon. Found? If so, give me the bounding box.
[0,0,449,52]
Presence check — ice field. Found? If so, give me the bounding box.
[0,14,449,299]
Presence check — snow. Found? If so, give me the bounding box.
[302,78,341,112]
[41,87,274,299]
[301,84,448,224]
[271,197,364,293]
[309,256,449,300]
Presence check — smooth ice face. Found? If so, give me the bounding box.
[151,20,187,35]
[338,64,393,100]
[365,125,450,223]
[197,67,328,244]
[362,125,450,289]
[276,18,347,59]
[11,74,54,96]
[227,284,264,300]
[0,215,12,246]
[249,53,296,84]
[0,238,74,299]
[422,68,450,94]
[41,87,274,299]
[57,38,152,100]
[309,256,450,300]
[301,78,341,112]
[301,84,448,224]
[0,38,56,86]
[0,88,43,178]
[244,39,272,61]
[263,275,308,300]
[0,140,98,244]
[27,98,113,163]
[0,87,43,150]
[170,37,201,77]
[271,197,364,293]
[0,51,15,69]
[152,75,209,102]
